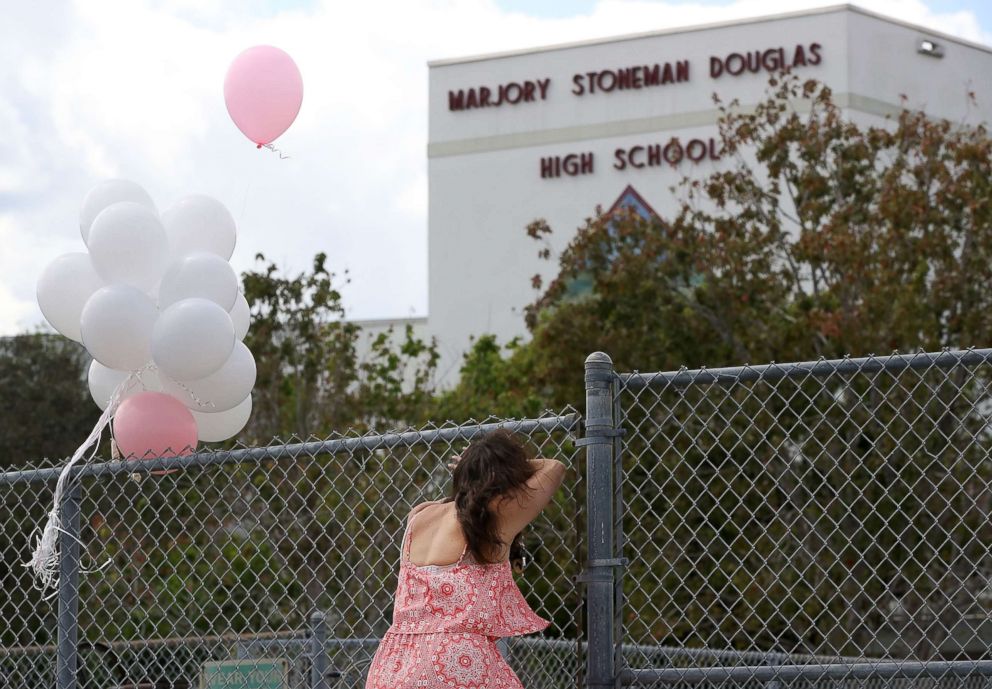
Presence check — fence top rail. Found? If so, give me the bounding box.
[0,412,579,486]
[618,348,992,391]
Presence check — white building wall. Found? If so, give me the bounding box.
[426,5,992,386]
[846,10,992,122]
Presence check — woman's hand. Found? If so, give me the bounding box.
[447,454,462,471]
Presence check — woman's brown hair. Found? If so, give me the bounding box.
[450,429,536,564]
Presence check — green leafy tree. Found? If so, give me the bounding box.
[0,333,97,468]
[0,333,97,653]
[33,253,445,667]
[432,335,544,421]
[444,75,992,413]
[5,254,444,661]
[241,252,361,440]
[242,252,439,440]
[519,76,992,395]
[442,74,992,658]
[357,324,440,428]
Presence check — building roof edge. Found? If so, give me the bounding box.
[427,3,992,68]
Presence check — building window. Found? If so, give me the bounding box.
[606,185,658,221]
[563,185,659,300]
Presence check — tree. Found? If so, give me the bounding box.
[54,254,445,658]
[442,74,992,658]
[241,252,360,441]
[357,323,440,428]
[0,333,98,652]
[0,333,97,468]
[444,74,992,414]
[242,252,438,441]
[3,254,444,655]
[432,335,545,422]
[533,75,991,381]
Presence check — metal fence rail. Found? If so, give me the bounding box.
[596,348,992,686]
[1,412,581,689]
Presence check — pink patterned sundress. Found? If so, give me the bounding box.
[365,506,549,689]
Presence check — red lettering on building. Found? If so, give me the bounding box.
[572,60,689,96]
[542,153,595,178]
[644,65,660,87]
[685,139,707,162]
[711,43,822,79]
[608,138,720,173]
[449,78,552,111]
[451,45,823,111]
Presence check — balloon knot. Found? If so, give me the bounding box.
[256,143,263,149]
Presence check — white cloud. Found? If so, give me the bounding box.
[0,283,32,335]
[0,0,988,335]
[0,217,40,332]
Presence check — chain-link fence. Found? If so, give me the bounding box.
[10,348,992,689]
[583,348,992,688]
[1,412,581,689]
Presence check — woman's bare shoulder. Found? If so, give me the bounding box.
[409,499,448,519]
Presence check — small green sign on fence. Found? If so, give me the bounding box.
[200,659,289,689]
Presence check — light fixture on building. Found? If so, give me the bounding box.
[918,38,944,57]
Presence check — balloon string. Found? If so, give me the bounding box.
[260,143,290,159]
[162,374,216,412]
[25,372,141,594]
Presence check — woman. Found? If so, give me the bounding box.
[366,429,566,689]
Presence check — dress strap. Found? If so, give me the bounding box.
[455,539,469,565]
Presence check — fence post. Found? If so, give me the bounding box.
[583,352,617,689]
[310,610,329,689]
[56,481,82,689]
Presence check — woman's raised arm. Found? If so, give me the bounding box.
[495,458,565,538]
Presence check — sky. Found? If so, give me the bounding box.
[2,0,991,335]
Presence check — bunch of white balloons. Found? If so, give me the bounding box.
[36,179,255,447]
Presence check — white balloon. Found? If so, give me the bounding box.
[193,395,252,442]
[160,341,256,413]
[158,252,238,311]
[229,292,250,341]
[162,194,237,262]
[152,298,235,381]
[36,253,103,342]
[87,360,162,411]
[80,285,158,370]
[80,179,156,244]
[88,202,170,292]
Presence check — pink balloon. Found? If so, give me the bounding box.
[114,392,198,460]
[224,45,303,146]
